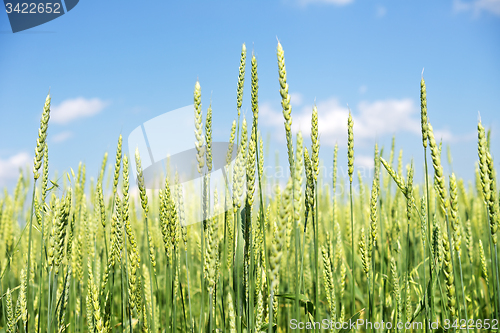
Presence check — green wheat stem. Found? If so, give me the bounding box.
[234,207,243,333]
[379,189,385,333]
[26,185,36,332]
[184,249,193,333]
[120,253,125,333]
[300,146,312,295]
[422,219,428,332]
[173,251,178,333]
[350,180,354,317]
[299,214,308,296]
[314,178,319,332]
[126,241,133,333]
[46,269,52,333]
[494,243,500,319]
[167,253,172,333]
[405,208,411,325]
[424,150,434,324]
[371,237,375,327]
[486,204,499,317]
[256,138,270,301]
[208,287,213,333]
[36,196,47,333]
[457,254,470,333]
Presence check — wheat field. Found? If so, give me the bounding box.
[0,41,498,333]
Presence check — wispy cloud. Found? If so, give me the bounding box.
[0,152,30,187]
[375,5,387,18]
[433,128,476,143]
[51,97,108,124]
[290,92,304,106]
[52,131,73,143]
[355,154,376,170]
[295,0,354,6]
[453,0,500,17]
[355,98,420,139]
[260,96,471,147]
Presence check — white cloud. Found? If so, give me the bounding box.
[51,97,108,124]
[376,5,387,17]
[260,96,470,147]
[52,131,73,143]
[433,128,476,143]
[0,152,31,187]
[355,98,420,138]
[453,0,500,17]
[260,102,288,129]
[290,92,304,106]
[296,0,354,6]
[433,128,454,142]
[355,154,376,170]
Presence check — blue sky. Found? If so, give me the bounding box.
[0,0,499,191]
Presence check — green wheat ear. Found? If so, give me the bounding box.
[98,152,108,185]
[110,213,122,267]
[277,40,294,173]
[370,144,380,249]
[135,148,149,213]
[293,131,304,223]
[311,104,319,180]
[479,239,489,285]
[486,151,499,242]
[194,80,205,174]
[369,157,379,253]
[449,173,462,255]
[18,267,28,328]
[428,122,448,215]
[380,157,406,193]
[258,132,264,183]
[359,227,369,277]
[226,120,237,166]
[251,52,259,126]
[405,163,414,221]
[269,185,287,291]
[420,74,428,148]
[322,245,336,320]
[247,118,257,208]
[237,43,247,117]
[391,256,402,326]
[33,92,51,180]
[442,232,457,320]
[477,120,496,240]
[233,117,247,210]
[227,292,236,333]
[347,111,354,182]
[205,102,213,172]
[175,172,187,248]
[304,147,314,215]
[112,134,123,194]
[41,142,49,203]
[6,288,14,333]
